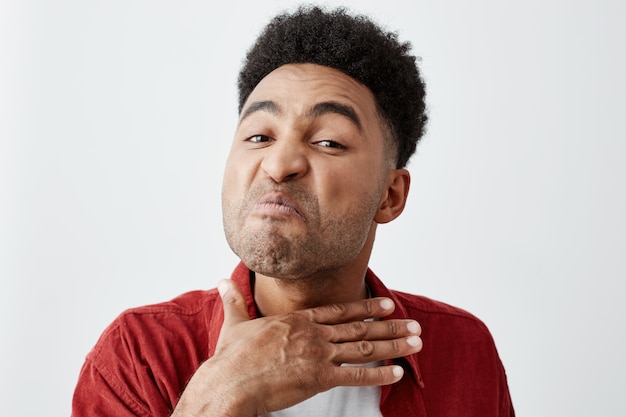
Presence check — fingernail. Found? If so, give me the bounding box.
[407,321,420,334]
[380,298,394,310]
[217,280,229,297]
[392,366,404,378]
[407,335,421,347]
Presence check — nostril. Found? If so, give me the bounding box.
[261,149,309,183]
[284,172,299,180]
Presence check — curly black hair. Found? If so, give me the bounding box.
[237,5,427,168]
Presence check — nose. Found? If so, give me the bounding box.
[261,140,309,183]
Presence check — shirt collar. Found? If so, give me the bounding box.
[207,262,257,357]
[207,262,424,388]
[365,268,424,389]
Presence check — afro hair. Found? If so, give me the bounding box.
[237,5,428,168]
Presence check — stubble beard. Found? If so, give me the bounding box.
[222,182,382,280]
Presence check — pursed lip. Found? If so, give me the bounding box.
[251,192,305,220]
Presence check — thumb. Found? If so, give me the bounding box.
[217,279,250,325]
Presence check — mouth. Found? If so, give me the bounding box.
[252,193,305,219]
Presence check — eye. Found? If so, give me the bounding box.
[315,139,345,149]
[247,134,271,143]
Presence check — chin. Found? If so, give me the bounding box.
[243,257,310,280]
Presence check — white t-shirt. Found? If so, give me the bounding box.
[261,362,384,417]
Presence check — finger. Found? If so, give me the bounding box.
[332,335,423,364]
[326,364,405,387]
[327,319,421,343]
[305,297,396,325]
[218,279,250,325]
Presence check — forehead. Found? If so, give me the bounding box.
[241,63,381,125]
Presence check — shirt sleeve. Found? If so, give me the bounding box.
[72,357,154,417]
[71,314,179,417]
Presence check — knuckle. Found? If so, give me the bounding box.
[388,320,399,336]
[391,339,401,354]
[358,340,375,356]
[329,303,349,317]
[363,299,373,315]
[282,312,303,324]
[350,366,367,384]
[350,321,369,338]
[377,367,386,383]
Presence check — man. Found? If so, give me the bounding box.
[73,6,514,417]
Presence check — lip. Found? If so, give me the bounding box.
[251,192,305,219]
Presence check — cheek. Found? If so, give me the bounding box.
[222,152,257,195]
[221,161,237,202]
[315,166,383,214]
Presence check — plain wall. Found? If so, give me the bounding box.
[2,0,625,416]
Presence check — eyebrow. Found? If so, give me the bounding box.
[239,100,362,131]
[240,100,280,121]
[309,101,362,131]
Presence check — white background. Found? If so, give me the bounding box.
[2,0,625,416]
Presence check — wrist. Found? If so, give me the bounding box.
[172,357,257,417]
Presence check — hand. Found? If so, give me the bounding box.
[172,279,422,417]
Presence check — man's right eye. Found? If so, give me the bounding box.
[247,135,270,143]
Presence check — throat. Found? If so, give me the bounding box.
[251,270,369,316]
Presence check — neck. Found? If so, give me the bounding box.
[253,268,369,316]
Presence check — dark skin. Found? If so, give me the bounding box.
[173,281,422,416]
[172,64,422,416]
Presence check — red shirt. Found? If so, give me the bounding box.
[72,263,514,416]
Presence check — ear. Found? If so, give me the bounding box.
[374,169,410,224]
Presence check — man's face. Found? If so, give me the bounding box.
[222,63,393,279]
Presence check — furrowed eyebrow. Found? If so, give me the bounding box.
[239,100,281,122]
[309,101,362,132]
[239,99,362,132]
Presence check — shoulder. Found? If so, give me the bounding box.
[88,289,220,367]
[367,270,492,338]
[119,288,219,320]
[387,290,514,415]
[390,290,496,346]
[100,289,218,337]
[75,289,221,415]
[391,290,484,321]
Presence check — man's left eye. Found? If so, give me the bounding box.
[248,135,270,143]
[315,140,345,149]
